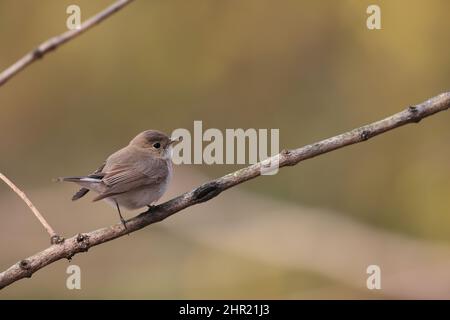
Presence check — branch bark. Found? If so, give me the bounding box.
[0,0,134,87]
[0,92,449,290]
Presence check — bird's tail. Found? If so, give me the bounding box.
[54,176,103,201]
[55,176,102,183]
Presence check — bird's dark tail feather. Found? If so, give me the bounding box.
[72,188,90,201]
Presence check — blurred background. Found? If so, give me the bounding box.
[0,0,449,299]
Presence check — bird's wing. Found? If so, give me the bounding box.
[92,159,168,202]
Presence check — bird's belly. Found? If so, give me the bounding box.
[107,182,168,210]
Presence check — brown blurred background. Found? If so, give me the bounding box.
[0,0,449,299]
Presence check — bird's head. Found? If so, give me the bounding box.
[130,130,182,159]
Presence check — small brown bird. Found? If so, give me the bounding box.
[58,130,181,227]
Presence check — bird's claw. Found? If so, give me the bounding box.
[119,217,130,236]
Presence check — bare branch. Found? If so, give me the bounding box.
[0,0,134,87]
[0,92,448,290]
[0,173,63,244]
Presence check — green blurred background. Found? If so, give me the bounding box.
[0,0,449,299]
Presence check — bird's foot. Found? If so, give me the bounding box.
[120,217,130,236]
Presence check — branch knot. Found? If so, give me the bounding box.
[193,182,221,203]
[408,105,422,123]
[360,130,371,141]
[19,260,31,271]
[76,233,90,252]
[32,48,44,59]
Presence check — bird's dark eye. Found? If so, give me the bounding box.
[153,142,161,149]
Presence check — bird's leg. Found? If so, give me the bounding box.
[115,201,127,229]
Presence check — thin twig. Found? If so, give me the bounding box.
[0,0,135,87]
[0,173,61,243]
[0,92,448,290]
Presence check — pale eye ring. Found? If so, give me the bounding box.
[153,142,161,149]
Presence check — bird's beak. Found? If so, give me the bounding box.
[169,136,183,145]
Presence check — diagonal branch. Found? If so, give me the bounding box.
[0,174,63,244]
[0,0,134,87]
[0,92,449,290]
